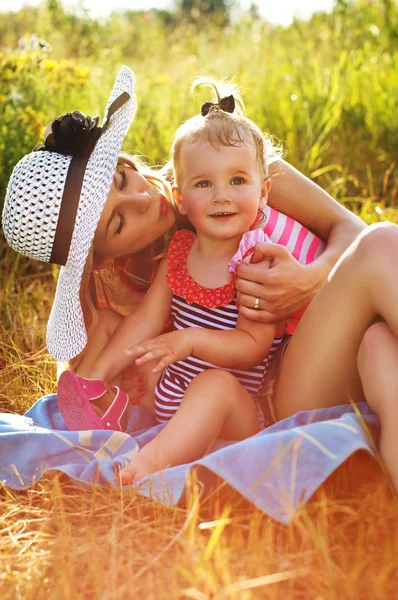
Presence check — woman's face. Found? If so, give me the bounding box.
[94,164,177,260]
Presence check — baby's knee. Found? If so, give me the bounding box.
[192,370,242,401]
[195,369,238,386]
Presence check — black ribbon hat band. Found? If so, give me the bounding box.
[49,154,88,265]
[34,91,130,266]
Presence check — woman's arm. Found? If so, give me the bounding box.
[236,160,366,322]
[269,160,366,275]
[89,259,172,382]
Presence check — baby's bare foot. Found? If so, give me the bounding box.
[120,445,164,484]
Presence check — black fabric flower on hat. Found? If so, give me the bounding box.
[34,111,101,156]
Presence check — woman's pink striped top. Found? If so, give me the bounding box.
[263,205,325,264]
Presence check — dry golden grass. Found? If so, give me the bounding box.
[1,5,398,590]
[1,458,397,600]
[1,252,398,600]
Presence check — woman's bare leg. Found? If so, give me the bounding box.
[358,322,398,490]
[76,308,124,377]
[274,223,398,417]
[120,369,260,483]
[273,223,398,487]
[61,308,124,417]
[68,308,157,415]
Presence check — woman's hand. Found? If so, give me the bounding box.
[236,242,318,322]
[125,329,193,373]
[122,367,148,405]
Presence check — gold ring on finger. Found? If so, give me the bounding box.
[254,297,260,310]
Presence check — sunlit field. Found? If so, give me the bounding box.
[1,1,398,598]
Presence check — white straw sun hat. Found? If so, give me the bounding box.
[2,65,137,361]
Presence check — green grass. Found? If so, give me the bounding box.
[1,2,398,598]
[0,1,397,211]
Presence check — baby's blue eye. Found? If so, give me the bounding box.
[196,180,211,188]
[231,177,245,185]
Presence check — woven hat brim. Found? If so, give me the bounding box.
[46,66,136,361]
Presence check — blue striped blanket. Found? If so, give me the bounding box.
[0,395,379,524]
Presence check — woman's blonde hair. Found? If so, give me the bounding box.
[67,153,173,372]
[171,76,283,185]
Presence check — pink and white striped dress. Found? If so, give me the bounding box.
[154,215,324,424]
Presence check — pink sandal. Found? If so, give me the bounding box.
[76,375,108,400]
[57,370,129,432]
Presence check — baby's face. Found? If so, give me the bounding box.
[174,140,270,241]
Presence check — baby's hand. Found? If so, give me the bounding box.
[125,329,194,373]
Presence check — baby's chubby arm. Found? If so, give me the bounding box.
[89,259,172,383]
[128,315,277,373]
[191,312,277,370]
[128,258,277,374]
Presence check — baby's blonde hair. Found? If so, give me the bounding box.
[171,76,283,185]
